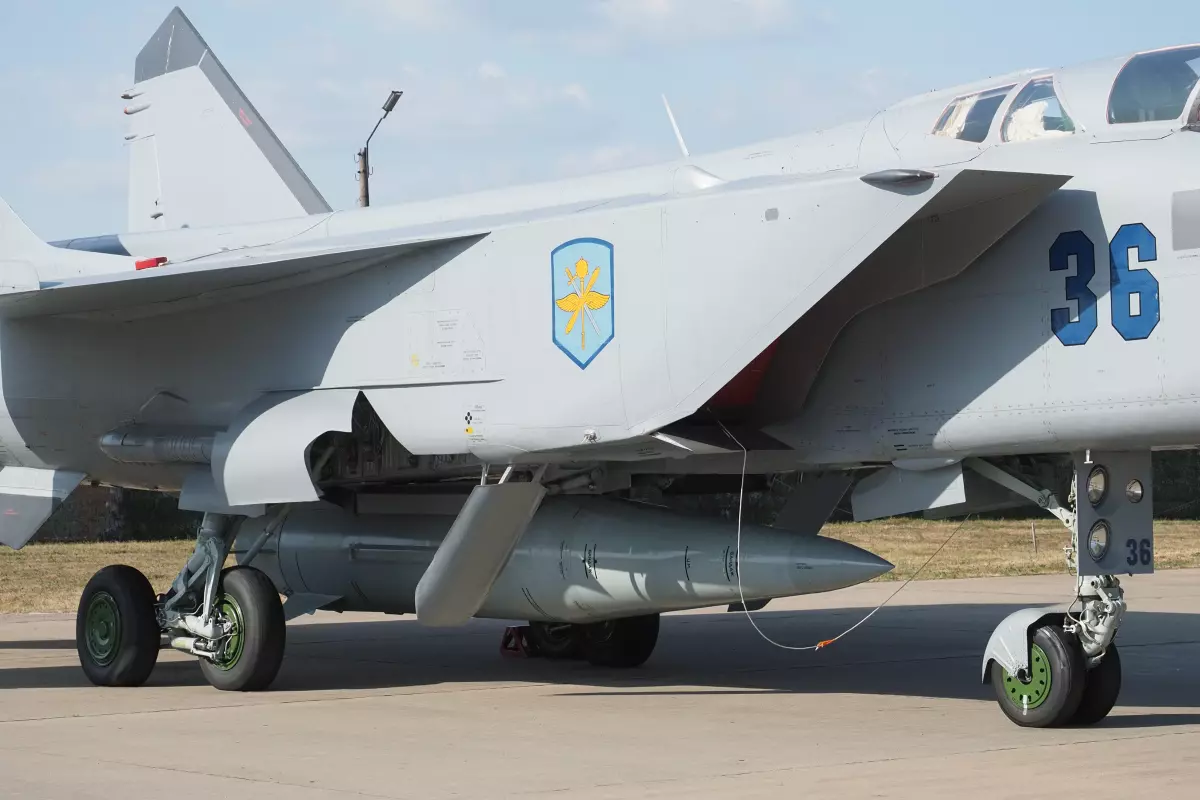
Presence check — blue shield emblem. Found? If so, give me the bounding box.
[551,238,615,369]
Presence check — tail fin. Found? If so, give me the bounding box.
[0,197,42,292]
[126,7,331,232]
[1,197,130,291]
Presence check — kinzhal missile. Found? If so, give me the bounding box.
[236,497,893,623]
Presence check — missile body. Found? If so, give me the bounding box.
[235,497,892,623]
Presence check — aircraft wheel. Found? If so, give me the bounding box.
[76,565,161,687]
[991,624,1085,728]
[198,567,285,692]
[1069,644,1122,726]
[581,614,659,669]
[525,622,582,659]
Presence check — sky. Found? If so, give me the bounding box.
[3,0,1200,240]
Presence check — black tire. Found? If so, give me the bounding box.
[76,565,161,688]
[991,624,1086,729]
[525,622,583,660]
[581,614,659,669]
[198,567,285,692]
[1069,644,1122,726]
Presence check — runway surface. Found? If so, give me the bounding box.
[2,571,1199,798]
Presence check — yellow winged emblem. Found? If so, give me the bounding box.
[556,258,610,351]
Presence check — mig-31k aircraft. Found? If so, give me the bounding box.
[0,7,1194,728]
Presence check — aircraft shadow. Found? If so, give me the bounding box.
[0,639,77,651]
[3,602,1200,728]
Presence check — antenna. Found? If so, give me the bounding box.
[661,94,690,159]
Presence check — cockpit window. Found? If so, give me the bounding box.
[932,85,1017,143]
[1002,78,1076,142]
[1109,46,1200,124]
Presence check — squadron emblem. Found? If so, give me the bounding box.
[551,238,615,369]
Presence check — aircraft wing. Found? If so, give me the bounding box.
[0,194,650,321]
[0,222,488,321]
[0,165,1067,341]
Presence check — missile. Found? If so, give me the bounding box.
[234,497,893,623]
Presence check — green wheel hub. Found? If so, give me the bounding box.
[84,591,121,667]
[1002,643,1053,710]
[211,595,245,671]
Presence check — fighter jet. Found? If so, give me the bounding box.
[0,7,1185,728]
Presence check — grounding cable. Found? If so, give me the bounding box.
[717,419,973,652]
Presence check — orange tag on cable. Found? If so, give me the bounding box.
[816,639,836,650]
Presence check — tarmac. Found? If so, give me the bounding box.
[1,570,1199,799]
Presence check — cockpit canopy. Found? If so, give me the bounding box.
[1002,78,1075,142]
[932,85,1016,142]
[1109,45,1200,124]
[918,44,1200,148]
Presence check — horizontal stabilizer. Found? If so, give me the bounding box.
[0,197,134,293]
[0,198,42,293]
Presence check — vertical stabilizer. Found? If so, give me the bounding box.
[126,7,331,231]
[1,196,131,291]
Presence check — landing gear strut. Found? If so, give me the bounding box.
[76,512,286,692]
[525,622,583,660]
[971,452,1147,728]
[581,615,660,668]
[195,567,286,691]
[515,615,661,667]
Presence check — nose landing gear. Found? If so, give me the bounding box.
[990,624,1086,728]
[971,452,1147,729]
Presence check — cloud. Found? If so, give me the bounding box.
[253,59,597,168]
[478,61,507,81]
[593,0,796,40]
[362,0,463,29]
[358,0,815,46]
[562,83,591,109]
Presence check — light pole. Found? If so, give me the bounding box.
[357,90,403,208]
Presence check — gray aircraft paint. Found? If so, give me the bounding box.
[766,134,1200,463]
[1171,189,1200,251]
[234,496,892,623]
[129,6,330,229]
[2,13,1198,567]
[49,235,131,257]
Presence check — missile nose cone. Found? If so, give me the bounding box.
[852,549,895,582]
[797,537,894,593]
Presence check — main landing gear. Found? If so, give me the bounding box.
[515,615,661,668]
[969,452,1146,728]
[76,512,286,692]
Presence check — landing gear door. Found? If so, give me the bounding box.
[1074,451,1153,576]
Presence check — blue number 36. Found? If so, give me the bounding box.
[1051,223,1160,346]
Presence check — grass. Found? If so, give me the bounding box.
[0,540,194,615]
[824,518,1200,581]
[4,520,1200,614]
